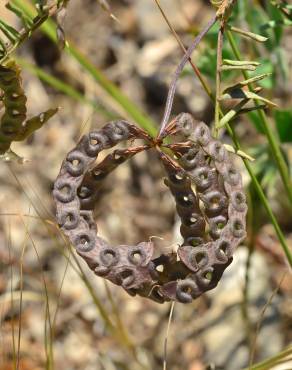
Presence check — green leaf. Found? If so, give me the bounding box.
[228,26,268,42]
[220,64,257,71]
[223,73,272,93]
[222,59,260,67]
[249,58,274,89]
[221,88,277,107]
[17,108,58,140]
[274,110,292,143]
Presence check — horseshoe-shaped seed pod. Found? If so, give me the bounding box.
[53,114,247,304]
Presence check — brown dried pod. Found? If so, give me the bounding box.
[53,114,247,304]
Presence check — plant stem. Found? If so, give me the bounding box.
[153,0,213,101]
[226,29,292,208]
[243,344,292,369]
[214,22,224,136]
[17,58,116,120]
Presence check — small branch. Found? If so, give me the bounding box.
[214,22,224,136]
[157,14,217,139]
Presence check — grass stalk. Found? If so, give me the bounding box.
[243,345,292,370]
[17,58,117,120]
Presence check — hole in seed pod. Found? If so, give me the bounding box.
[12,109,20,116]
[74,232,95,252]
[100,248,119,266]
[156,264,164,272]
[209,215,227,240]
[60,210,79,230]
[90,138,98,146]
[200,172,207,180]
[54,180,75,203]
[178,193,193,207]
[114,152,122,161]
[104,251,114,264]
[186,237,203,247]
[183,121,191,131]
[195,252,205,264]
[219,241,229,255]
[224,167,240,185]
[234,220,242,230]
[12,93,19,98]
[130,251,142,265]
[92,169,106,181]
[115,126,124,135]
[66,214,73,223]
[186,151,196,161]
[204,271,213,281]
[190,215,197,223]
[228,168,237,177]
[210,196,220,207]
[175,173,184,181]
[231,218,245,238]
[235,192,244,204]
[80,236,89,246]
[199,127,206,137]
[72,159,80,167]
[94,170,102,177]
[170,171,185,184]
[78,186,91,199]
[60,185,70,195]
[176,279,198,303]
[182,285,192,294]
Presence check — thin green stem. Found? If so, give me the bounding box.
[243,345,292,370]
[226,29,292,207]
[16,58,116,120]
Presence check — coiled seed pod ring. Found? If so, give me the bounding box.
[53,113,247,303]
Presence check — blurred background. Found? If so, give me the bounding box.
[0,0,292,369]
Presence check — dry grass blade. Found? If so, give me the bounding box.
[163,302,175,370]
